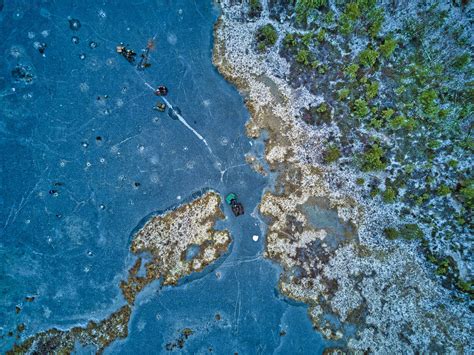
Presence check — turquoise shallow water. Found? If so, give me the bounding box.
[0,1,327,353]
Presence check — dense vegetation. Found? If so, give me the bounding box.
[254,0,473,299]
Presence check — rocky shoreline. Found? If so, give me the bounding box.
[213,1,472,352]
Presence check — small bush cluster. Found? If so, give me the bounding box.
[256,24,278,51]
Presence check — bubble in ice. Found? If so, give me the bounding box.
[106,58,115,67]
[43,307,52,319]
[13,11,24,20]
[68,18,81,31]
[149,155,159,165]
[41,30,50,38]
[137,320,146,332]
[150,174,160,184]
[167,33,177,45]
[79,53,86,60]
[10,46,22,58]
[98,9,106,18]
[79,82,89,92]
[219,136,229,146]
[89,41,97,49]
[27,32,35,39]
[252,235,259,242]
[71,36,80,44]
[40,8,51,19]
[86,57,100,71]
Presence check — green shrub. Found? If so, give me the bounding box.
[296,0,328,24]
[399,223,423,240]
[353,99,369,117]
[452,52,471,69]
[357,0,376,10]
[317,102,328,113]
[390,115,416,131]
[356,177,365,185]
[366,81,379,100]
[296,49,311,65]
[317,29,326,42]
[256,24,278,50]
[283,33,297,48]
[456,279,473,293]
[361,144,386,171]
[249,0,262,17]
[394,85,406,95]
[345,2,360,21]
[323,145,341,163]
[339,14,353,36]
[382,187,397,203]
[318,64,328,74]
[381,108,394,120]
[435,258,450,275]
[404,164,415,174]
[302,32,314,47]
[338,88,350,100]
[447,159,458,168]
[436,184,451,196]
[389,115,406,129]
[345,63,359,79]
[368,9,384,38]
[370,187,380,197]
[384,227,399,240]
[380,37,397,58]
[403,116,416,130]
[427,139,441,150]
[458,179,474,208]
[369,117,382,129]
[359,48,379,67]
[419,89,439,116]
[324,11,334,24]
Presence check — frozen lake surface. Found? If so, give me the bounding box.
[0,1,328,353]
